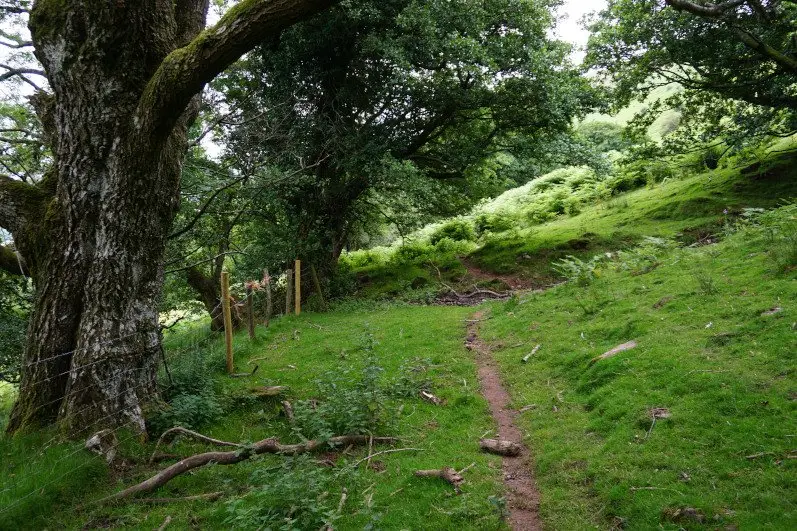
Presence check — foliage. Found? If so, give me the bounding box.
[552,255,605,286]
[429,219,476,245]
[211,0,593,276]
[0,269,31,384]
[585,0,797,153]
[147,346,224,433]
[225,455,358,530]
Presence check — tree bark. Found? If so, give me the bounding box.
[3,0,338,436]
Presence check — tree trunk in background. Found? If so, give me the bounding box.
[2,0,338,436]
[186,267,242,332]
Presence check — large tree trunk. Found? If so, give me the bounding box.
[2,0,338,436]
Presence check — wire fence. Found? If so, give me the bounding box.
[0,262,319,515]
[0,325,224,516]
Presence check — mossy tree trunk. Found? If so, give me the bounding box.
[0,0,337,436]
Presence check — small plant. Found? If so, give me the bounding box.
[292,331,393,440]
[615,237,678,275]
[693,270,717,295]
[553,255,605,286]
[225,455,358,530]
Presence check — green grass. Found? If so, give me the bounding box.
[479,207,797,529]
[1,305,507,530]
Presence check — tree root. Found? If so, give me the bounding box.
[101,435,397,504]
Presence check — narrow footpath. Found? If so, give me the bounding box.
[466,310,542,530]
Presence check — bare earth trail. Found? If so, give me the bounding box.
[466,310,542,530]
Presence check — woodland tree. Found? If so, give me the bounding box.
[213,0,593,279]
[0,0,337,436]
[585,0,797,149]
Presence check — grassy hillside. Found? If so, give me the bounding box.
[343,141,797,297]
[480,200,796,528]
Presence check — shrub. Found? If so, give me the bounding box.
[148,347,224,434]
[552,255,605,286]
[292,333,393,440]
[429,219,476,245]
[225,455,357,530]
[474,213,514,236]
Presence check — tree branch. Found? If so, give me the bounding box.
[0,174,45,234]
[98,434,397,504]
[140,0,339,139]
[0,64,46,83]
[731,27,797,73]
[665,0,746,17]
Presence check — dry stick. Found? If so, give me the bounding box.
[230,365,258,378]
[221,271,234,374]
[149,427,244,465]
[479,438,522,457]
[310,264,326,310]
[264,268,272,327]
[522,344,541,363]
[250,385,288,397]
[457,462,477,475]
[99,435,397,504]
[644,417,657,441]
[281,400,295,423]
[129,492,223,504]
[157,516,172,531]
[285,268,293,316]
[246,284,255,340]
[351,447,423,469]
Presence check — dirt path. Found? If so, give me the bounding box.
[466,311,542,530]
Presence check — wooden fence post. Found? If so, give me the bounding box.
[295,259,301,315]
[221,270,234,374]
[246,284,255,340]
[263,268,272,327]
[310,264,326,310]
[285,268,293,316]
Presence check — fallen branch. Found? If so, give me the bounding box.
[230,365,258,378]
[745,452,774,460]
[414,467,464,494]
[250,385,288,397]
[522,344,541,363]
[129,492,223,504]
[420,390,444,405]
[281,400,295,423]
[157,516,172,531]
[479,438,522,457]
[149,427,244,465]
[100,435,397,504]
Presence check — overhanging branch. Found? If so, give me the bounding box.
[140,0,339,139]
